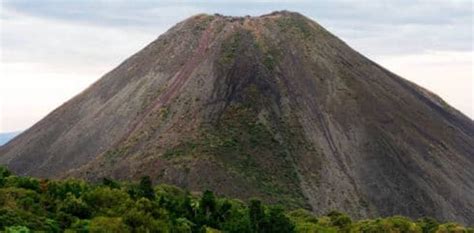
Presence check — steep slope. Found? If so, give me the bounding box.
[1,11,473,224]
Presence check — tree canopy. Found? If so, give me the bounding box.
[0,166,471,233]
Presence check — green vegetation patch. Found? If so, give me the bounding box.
[0,166,471,232]
[219,31,244,66]
[252,33,282,73]
[276,16,313,39]
[159,80,318,209]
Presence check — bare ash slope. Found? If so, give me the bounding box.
[1,11,473,224]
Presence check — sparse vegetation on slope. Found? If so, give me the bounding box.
[1,166,472,233]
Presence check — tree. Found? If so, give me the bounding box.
[264,206,295,233]
[138,176,155,200]
[200,191,216,215]
[179,193,195,220]
[5,226,30,233]
[46,179,88,199]
[59,193,91,219]
[0,166,12,187]
[0,167,470,233]
[417,217,439,233]
[123,209,169,232]
[82,186,129,215]
[327,210,352,230]
[215,200,232,224]
[221,207,251,233]
[248,199,265,233]
[173,218,194,233]
[4,176,40,192]
[89,216,130,233]
[198,190,217,227]
[101,177,120,189]
[434,222,465,233]
[66,219,90,233]
[0,166,12,177]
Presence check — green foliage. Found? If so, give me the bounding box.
[219,31,243,65]
[246,199,295,233]
[173,217,194,233]
[66,219,89,233]
[139,176,155,200]
[0,166,12,187]
[82,186,129,216]
[47,179,89,199]
[327,210,352,231]
[263,54,275,71]
[195,190,218,228]
[249,199,265,232]
[59,193,91,219]
[5,226,30,233]
[101,177,120,189]
[435,222,470,233]
[0,166,12,177]
[417,217,439,233]
[88,216,129,233]
[265,206,295,233]
[276,16,312,38]
[0,167,470,232]
[289,209,336,233]
[4,176,40,192]
[351,216,422,233]
[123,209,169,232]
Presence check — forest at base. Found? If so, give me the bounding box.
[0,166,472,233]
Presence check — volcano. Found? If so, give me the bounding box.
[1,11,473,224]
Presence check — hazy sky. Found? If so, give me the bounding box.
[0,0,472,133]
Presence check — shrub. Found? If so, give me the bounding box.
[89,216,129,233]
[59,194,91,219]
[5,226,30,233]
[83,187,130,215]
[264,206,295,233]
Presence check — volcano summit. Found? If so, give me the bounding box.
[1,11,473,224]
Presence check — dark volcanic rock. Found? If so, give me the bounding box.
[1,11,473,224]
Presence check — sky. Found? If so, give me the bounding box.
[0,0,472,133]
